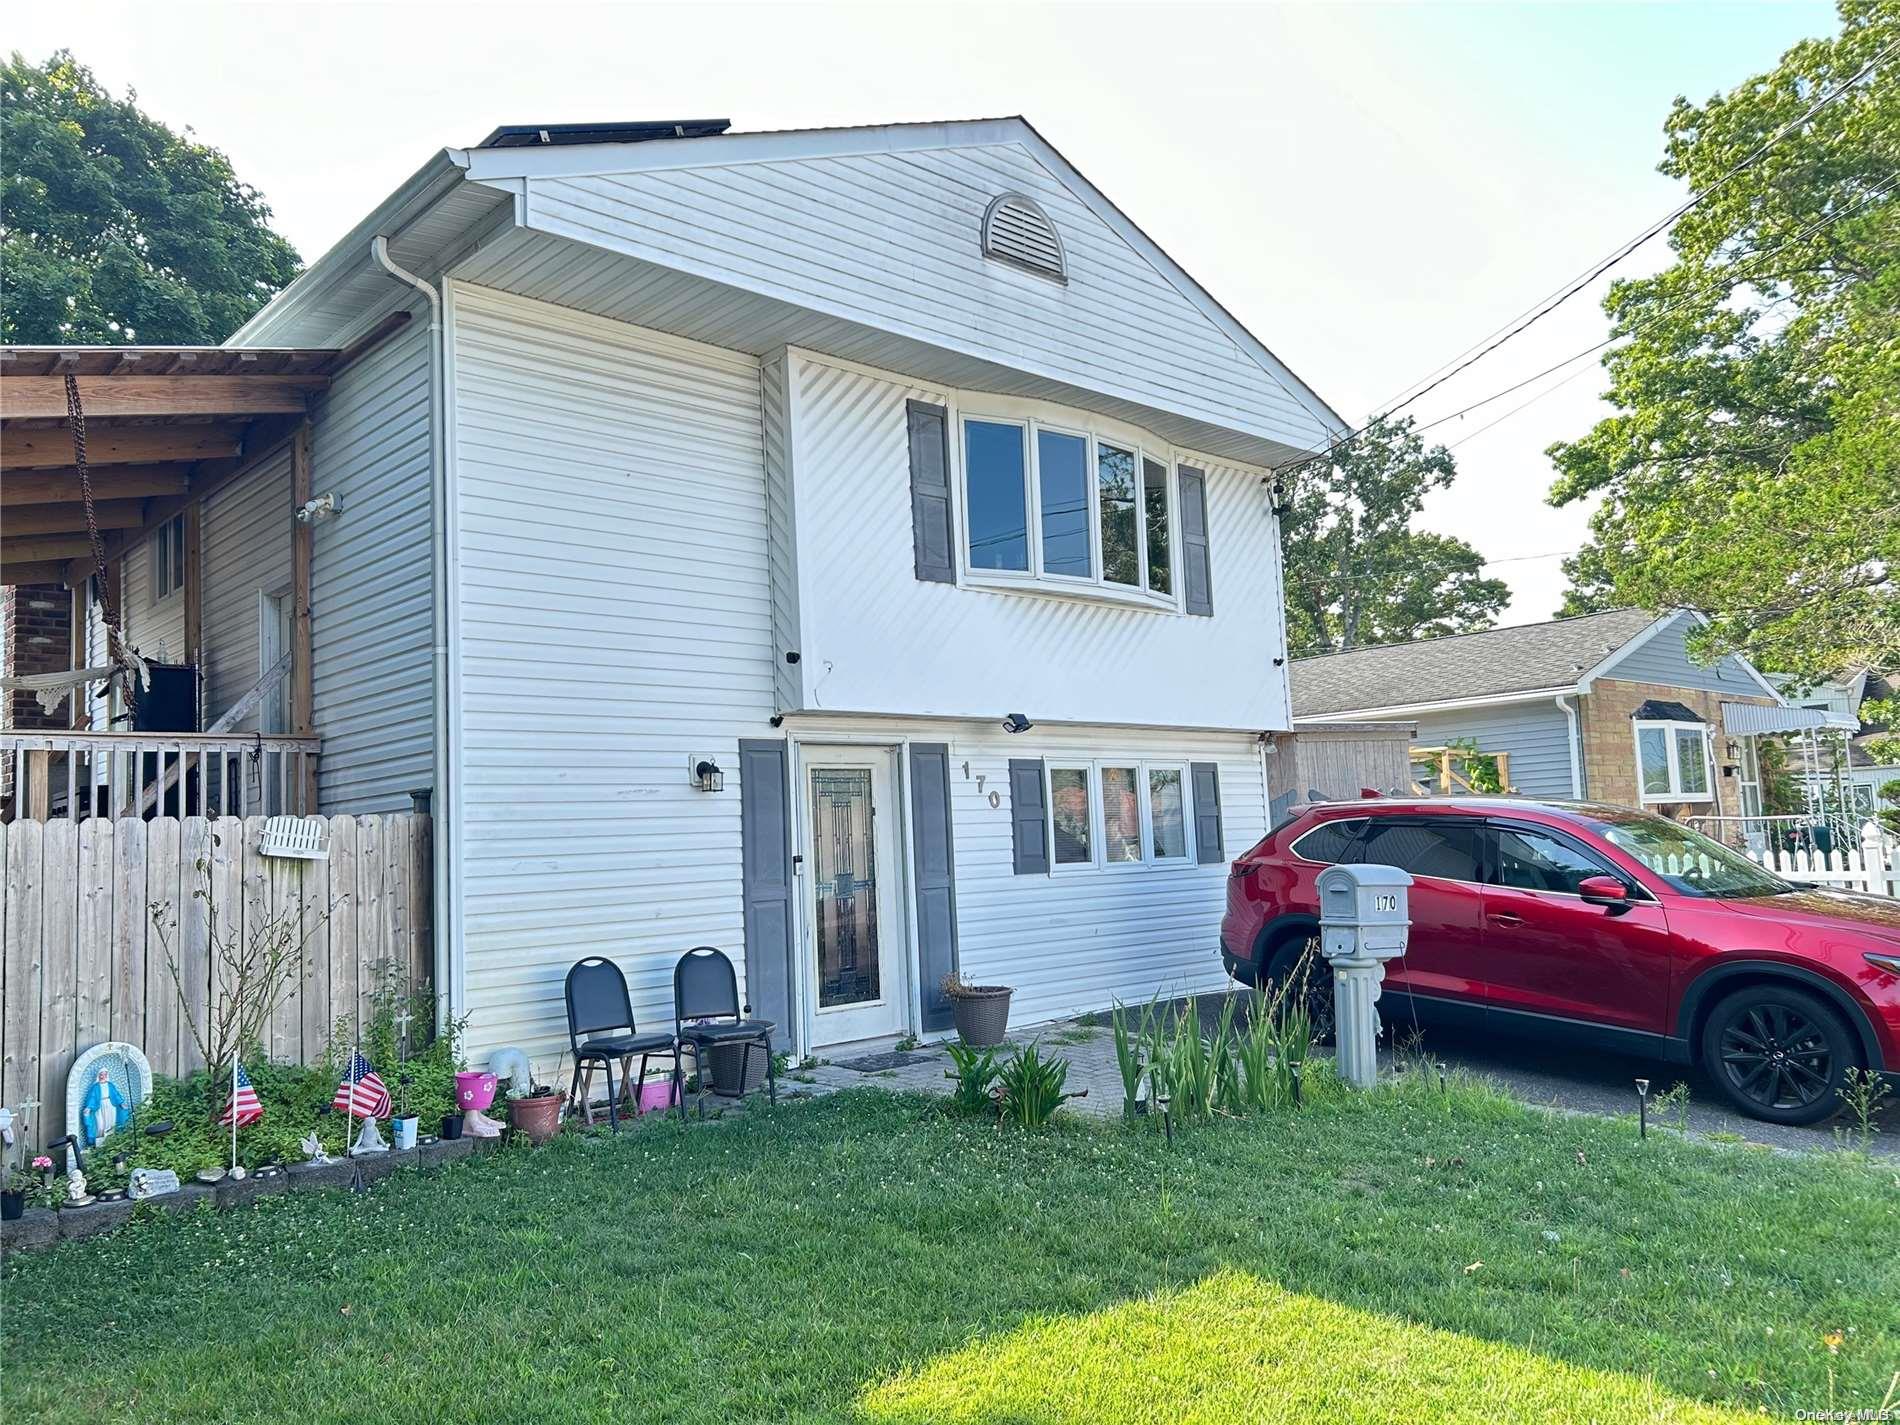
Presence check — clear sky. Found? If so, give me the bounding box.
[12,1,1839,624]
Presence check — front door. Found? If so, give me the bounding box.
[803,751,906,1046]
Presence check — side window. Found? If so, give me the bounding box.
[1492,826,1612,895]
[1290,817,1367,866]
[1355,820,1482,882]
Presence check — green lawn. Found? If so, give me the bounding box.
[3,1077,1895,1424]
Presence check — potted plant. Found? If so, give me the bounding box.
[507,1064,565,1146]
[4,1155,59,1220]
[941,972,1013,1047]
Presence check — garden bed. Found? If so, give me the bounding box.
[3,1075,1894,1423]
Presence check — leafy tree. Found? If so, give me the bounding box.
[1281,416,1510,656]
[1,50,301,344]
[1546,1,1898,680]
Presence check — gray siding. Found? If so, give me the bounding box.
[308,314,436,813]
[1606,611,1762,695]
[122,534,186,666]
[1410,701,1575,799]
[200,445,293,730]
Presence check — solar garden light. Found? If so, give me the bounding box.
[1635,1078,1651,1139]
[1316,863,1414,1089]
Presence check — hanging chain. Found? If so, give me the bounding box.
[64,373,135,714]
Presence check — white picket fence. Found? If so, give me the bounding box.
[1739,820,1900,898]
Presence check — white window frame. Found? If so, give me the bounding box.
[1041,759,1198,875]
[1046,762,1097,874]
[1632,719,1715,804]
[951,393,1182,613]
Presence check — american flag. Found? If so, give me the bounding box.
[332,1051,390,1119]
[219,1060,263,1127]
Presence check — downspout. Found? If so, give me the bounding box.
[1556,695,1583,799]
[370,235,454,1028]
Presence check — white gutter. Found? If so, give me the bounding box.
[1555,695,1583,799]
[1309,686,1579,721]
[370,235,455,1030]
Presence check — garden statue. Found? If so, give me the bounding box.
[489,1047,534,1100]
[300,1130,331,1165]
[66,1042,152,1148]
[349,1115,389,1156]
[81,1066,127,1146]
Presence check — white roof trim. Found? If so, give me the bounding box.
[1309,687,1581,720]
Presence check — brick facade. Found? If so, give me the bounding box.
[1577,677,1778,825]
[1,582,77,808]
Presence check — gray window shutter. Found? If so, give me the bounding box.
[907,399,955,583]
[1178,465,1213,616]
[1192,761,1224,863]
[738,740,795,1048]
[1009,758,1048,875]
[908,743,961,1031]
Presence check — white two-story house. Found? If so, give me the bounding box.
[107,117,1343,1066]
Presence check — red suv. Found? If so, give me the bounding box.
[1221,798,1900,1124]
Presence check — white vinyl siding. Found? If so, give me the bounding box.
[779,352,1292,731]
[788,714,1259,1032]
[1408,702,1578,800]
[308,314,437,813]
[199,444,293,731]
[448,284,774,1068]
[514,139,1330,454]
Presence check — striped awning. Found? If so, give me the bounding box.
[1720,702,1856,735]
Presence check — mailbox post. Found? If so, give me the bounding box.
[1316,863,1413,1089]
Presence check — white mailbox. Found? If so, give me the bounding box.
[1316,862,1412,964]
[1315,862,1414,1090]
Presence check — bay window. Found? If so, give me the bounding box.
[1634,718,1713,802]
[953,402,1188,607]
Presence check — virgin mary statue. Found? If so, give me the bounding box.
[81,1066,129,1147]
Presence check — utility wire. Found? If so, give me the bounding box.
[1285,38,1898,474]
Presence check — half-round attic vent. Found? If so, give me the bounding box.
[982,193,1067,284]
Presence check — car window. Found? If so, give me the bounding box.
[1354,820,1482,882]
[1291,818,1367,865]
[1492,826,1613,895]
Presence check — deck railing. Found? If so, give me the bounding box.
[2,731,320,821]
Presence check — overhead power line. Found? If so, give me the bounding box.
[1286,37,1898,475]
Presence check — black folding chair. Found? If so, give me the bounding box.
[672,946,777,1121]
[564,957,674,1132]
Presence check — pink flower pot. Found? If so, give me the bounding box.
[454,1071,497,1112]
[637,1078,679,1115]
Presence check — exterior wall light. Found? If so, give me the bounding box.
[1002,713,1032,734]
[689,756,724,792]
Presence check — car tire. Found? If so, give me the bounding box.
[1700,985,1858,1126]
[1262,932,1334,1045]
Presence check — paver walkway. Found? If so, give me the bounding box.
[794,1018,1129,1115]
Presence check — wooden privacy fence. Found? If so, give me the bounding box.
[1,814,430,1148]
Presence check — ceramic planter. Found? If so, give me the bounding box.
[508,1092,563,1145]
[949,985,1013,1046]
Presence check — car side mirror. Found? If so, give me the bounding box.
[1578,875,1629,910]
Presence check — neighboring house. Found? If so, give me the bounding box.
[1288,608,1791,830]
[3,118,1344,1069]
[1769,668,1900,825]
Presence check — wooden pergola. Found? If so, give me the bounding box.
[0,316,408,812]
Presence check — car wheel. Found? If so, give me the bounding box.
[1264,934,1334,1045]
[1700,986,1857,1126]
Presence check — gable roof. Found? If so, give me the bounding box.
[1290,608,1661,717]
[232,117,1346,453]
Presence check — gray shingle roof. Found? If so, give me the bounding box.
[1289,608,1662,717]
